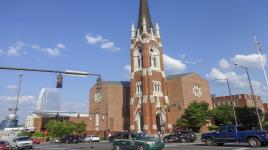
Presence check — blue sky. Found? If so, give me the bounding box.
[0,0,268,124]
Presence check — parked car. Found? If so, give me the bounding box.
[84,135,100,142]
[0,141,9,150]
[201,125,268,147]
[108,131,129,142]
[59,135,79,144]
[9,136,33,150]
[32,138,41,144]
[163,130,197,143]
[113,133,165,150]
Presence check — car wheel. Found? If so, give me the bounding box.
[115,145,121,150]
[164,138,169,143]
[181,138,187,143]
[205,138,214,146]
[216,143,224,146]
[138,145,144,150]
[248,137,261,147]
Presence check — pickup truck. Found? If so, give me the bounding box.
[201,125,268,147]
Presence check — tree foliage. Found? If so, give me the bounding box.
[209,104,234,125]
[235,107,263,129]
[45,120,86,138]
[177,102,210,132]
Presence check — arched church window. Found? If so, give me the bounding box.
[136,82,143,95]
[138,47,143,69]
[149,46,160,69]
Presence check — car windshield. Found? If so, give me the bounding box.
[136,133,154,138]
[17,137,30,141]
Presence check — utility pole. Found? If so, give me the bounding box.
[14,73,23,115]
[213,79,238,126]
[235,63,263,131]
[253,33,268,88]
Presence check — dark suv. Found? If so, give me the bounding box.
[163,130,197,143]
[108,131,129,142]
[59,135,80,144]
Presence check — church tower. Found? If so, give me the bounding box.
[129,0,170,134]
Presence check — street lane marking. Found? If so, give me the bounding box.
[232,148,250,150]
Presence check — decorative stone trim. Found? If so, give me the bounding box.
[164,96,170,104]
[130,73,134,80]
[130,97,134,106]
[150,95,155,103]
[130,125,134,130]
[144,125,149,130]
[143,96,147,103]
[142,69,147,76]
[161,71,166,78]
[159,42,163,47]
[152,124,157,130]
[147,68,152,75]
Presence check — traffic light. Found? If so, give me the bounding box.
[56,74,63,88]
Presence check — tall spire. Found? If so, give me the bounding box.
[137,0,153,33]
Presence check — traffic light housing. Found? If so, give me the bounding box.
[56,74,63,88]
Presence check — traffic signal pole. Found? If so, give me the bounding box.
[0,66,101,88]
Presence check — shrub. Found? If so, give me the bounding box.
[208,125,219,131]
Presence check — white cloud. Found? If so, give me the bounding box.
[124,64,131,79]
[85,33,121,52]
[1,42,65,57]
[85,34,105,44]
[6,42,25,56]
[232,54,266,69]
[101,42,115,49]
[208,67,267,97]
[0,96,35,104]
[6,85,18,90]
[42,48,61,56]
[56,43,66,49]
[208,68,248,88]
[163,54,186,74]
[219,58,230,69]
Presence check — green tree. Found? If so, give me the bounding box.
[177,102,210,132]
[235,107,263,129]
[45,120,65,138]
[63,121,76,136]
[74,122,87,135]
[210,104,234,125]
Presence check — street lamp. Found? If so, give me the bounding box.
[234,63,263,131]
[213,79,238,126]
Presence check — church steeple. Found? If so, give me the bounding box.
[137,0,154,33]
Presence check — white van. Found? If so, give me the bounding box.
[9,136,33,149]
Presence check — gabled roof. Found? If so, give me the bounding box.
[137,0,154,32]
[166,73,194,80]
[101,81,130,86]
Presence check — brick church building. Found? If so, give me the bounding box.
[32,0,213,135]
[87,0,212,134]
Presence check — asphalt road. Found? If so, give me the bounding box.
[33,142,268,150]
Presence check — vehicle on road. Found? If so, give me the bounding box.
[108,131,129,143]
[113,133,165,150]
[9,136,33,150]
[32,138,41,144]
[201,125,268,147]
[59,135,79,144]
[84,135,100,142]
[163,130,197,143]
[0,140,9,150]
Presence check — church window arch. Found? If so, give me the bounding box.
[149,45,160,70]
[136,81,143,95]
